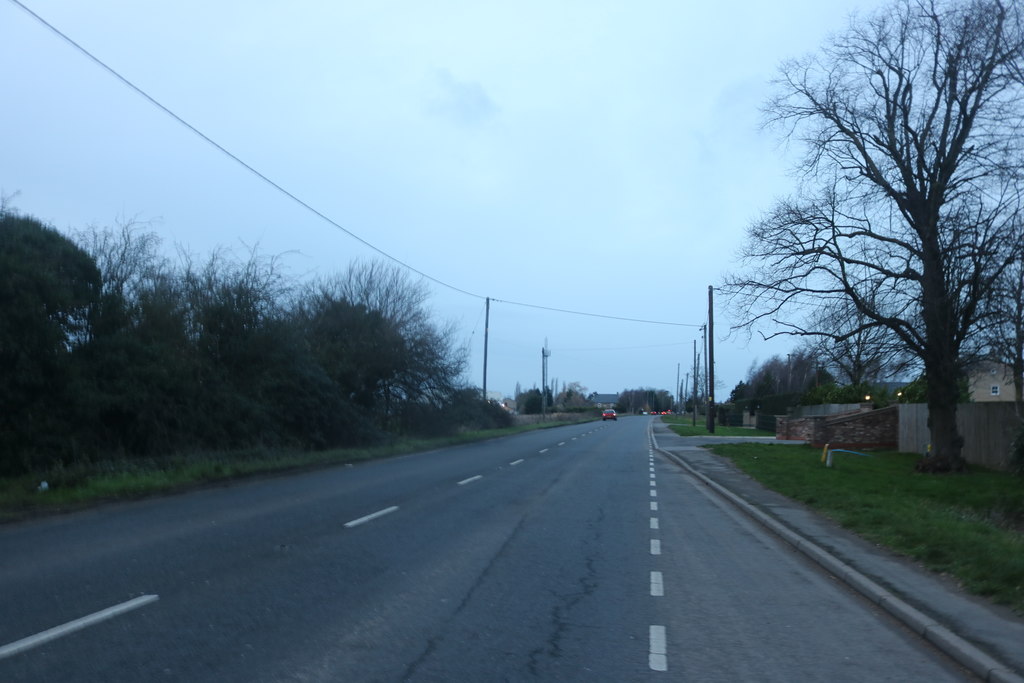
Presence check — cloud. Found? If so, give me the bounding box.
[426,68,498,127]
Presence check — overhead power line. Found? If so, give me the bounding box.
[492,298,701,327]
[9,0,702,329]
[5,0,477,298]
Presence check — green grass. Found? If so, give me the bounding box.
[661,416,775,437]
[706,442,1024,613]
[0,418,590,522]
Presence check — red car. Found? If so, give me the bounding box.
[602,409,617,421]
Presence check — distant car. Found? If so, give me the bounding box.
[602,409,617,421]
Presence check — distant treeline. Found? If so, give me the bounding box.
[0,211,509,476]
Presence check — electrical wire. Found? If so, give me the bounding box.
[558,341,690,352]
[492,298,702,327]
[9,0,704,330]
[6,0,479,299]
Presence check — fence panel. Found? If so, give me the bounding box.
[899,403,1020,470]
[898,404,930,455]
[756,413,777,432]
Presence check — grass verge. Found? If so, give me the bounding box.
[706,442,1024,614]
[0,419,590,523]
[661,416,775,437]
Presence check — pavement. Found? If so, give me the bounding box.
[649,420,1024,683]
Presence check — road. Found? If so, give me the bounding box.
[0,417,971,681]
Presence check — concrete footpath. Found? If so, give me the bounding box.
[649,420,1024,683]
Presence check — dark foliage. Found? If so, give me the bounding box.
[399,389,514,438]
[0,214,472,475]
[518,388,544,415]
[0,213,101,473]
[616,388,673,414]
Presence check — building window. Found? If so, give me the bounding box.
[991,385,1000,396]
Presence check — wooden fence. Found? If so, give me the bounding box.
[898,403,1022,471]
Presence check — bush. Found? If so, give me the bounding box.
[399,389,515,437]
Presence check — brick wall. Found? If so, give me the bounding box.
[777,405,899,449]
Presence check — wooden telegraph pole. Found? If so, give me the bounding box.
[706,286,715,433]
[482,297,490,401]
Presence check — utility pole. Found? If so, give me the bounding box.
[541,341,550,420]
[692,339,698,427]
[684,372,690,415]
[707,285,716,433]
[676,363,681,413]
[483,297,490,401]
[701,324,708,422]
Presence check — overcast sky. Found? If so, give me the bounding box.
[2,0,888,400]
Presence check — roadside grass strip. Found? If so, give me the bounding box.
[707,443,1024,614]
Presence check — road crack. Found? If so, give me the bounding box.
[527,505,605,677]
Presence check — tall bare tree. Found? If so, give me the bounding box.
[725,0,1024,471]
[807,298,916,385]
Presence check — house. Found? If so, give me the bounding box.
[590,393,619,408]
[966,361,1017,402]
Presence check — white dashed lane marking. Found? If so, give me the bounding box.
[649,625,668,671]
[344,506,400,528]
[650,571,664,597]
[0,595,160,660]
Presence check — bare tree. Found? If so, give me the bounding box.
[555,381,591,409]
[0,189,21,217]
[807,298,916,385]
[304,260,467,418]
[332,259,432,333]
[726,0,1024,471]
[73,217,166,308]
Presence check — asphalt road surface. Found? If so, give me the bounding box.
[0,417,972,681]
